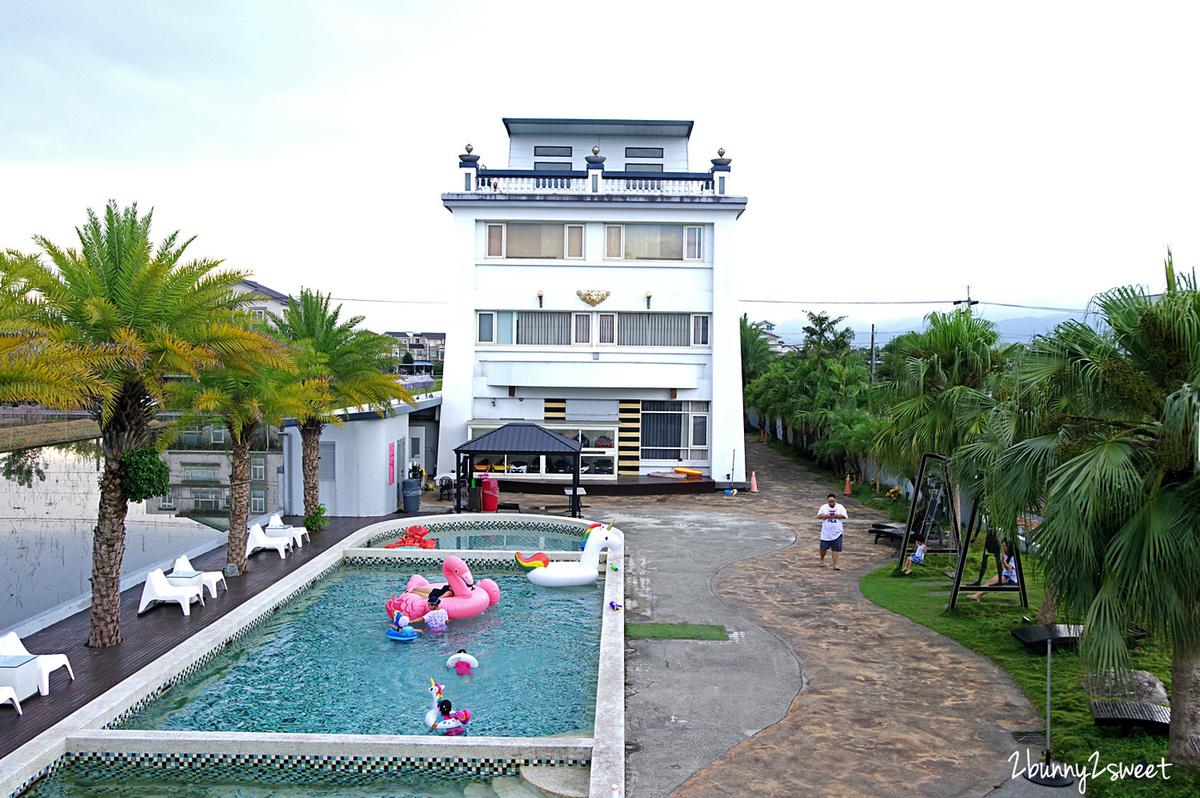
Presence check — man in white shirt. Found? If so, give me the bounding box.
[816,493,847,569]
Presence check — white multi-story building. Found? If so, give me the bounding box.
[437,118,748,488]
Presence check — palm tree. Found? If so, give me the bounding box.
[0,251,117,409]
[15,201,286,647]
[268,290,415,525]
[740,316,774,389]
[999,272,1200,765]
[872,309,1017,483]
[172,348,311,574]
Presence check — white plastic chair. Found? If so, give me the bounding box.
[246,523,289,559]
[172,555,227,600]
[137,568,204,616]
[0,632,75,697]
[0,685,20,715]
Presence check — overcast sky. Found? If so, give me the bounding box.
[3,1,1198,341]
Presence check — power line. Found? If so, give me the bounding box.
[740,298,1088,313]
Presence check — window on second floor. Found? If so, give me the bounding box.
[251,457,266,481]
[605,224,703,261]
[478,310,710,347]
[487,223,584,259]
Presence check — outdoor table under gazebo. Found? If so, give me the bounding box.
[452,423,584,517]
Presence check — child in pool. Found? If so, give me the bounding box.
[431,699,470,736]
[423,599,449,632]
[388,611,421,636]
[901,536,926,574]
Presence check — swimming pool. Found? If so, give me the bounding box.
[116,568,602,737]
[2,514,624,798]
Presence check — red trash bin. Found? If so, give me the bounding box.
[481,477,499,512]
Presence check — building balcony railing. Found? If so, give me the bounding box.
[468,170,717,196]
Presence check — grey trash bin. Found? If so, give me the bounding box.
[402,478,421,513]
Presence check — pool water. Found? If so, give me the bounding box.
[117,568,601,737]
[22,761,554,797]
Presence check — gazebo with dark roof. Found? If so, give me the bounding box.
[453,423,584,516]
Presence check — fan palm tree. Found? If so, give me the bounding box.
[872,309,1017,483]
[14,201,287,647]
[1000,273,1200,765]
[739,316,774,388]
[268,290,415,524]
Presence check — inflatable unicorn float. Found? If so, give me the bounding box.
[515,521,623,587]
[385,555,501,623]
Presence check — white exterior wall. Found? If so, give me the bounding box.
[282,400,448,517]
[508,133,690,171]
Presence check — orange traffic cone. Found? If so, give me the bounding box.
[749,471,759,492]
[843,474,853,496]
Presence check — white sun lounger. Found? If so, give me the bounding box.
[137,568,204,616]
[246,523,289,559]
[0,632,75,696]
[0,685,20,715]
[268,513,309,544]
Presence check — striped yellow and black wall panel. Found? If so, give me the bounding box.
[618,400,640,475]
[544,399,565,421]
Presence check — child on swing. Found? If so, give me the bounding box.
[901,535,926,574]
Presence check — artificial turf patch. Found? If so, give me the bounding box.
[625,622,727,640]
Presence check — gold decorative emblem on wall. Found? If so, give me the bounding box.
[576,290,610,307]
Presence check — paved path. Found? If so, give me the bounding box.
[583,438,1042,798]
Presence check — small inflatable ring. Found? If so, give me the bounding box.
[446,653,479,669]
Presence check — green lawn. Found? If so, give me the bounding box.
[861,555,1193,796]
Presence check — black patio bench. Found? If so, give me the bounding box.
[1089,701,1171,735]
[871,523,905,545]
[1010,623,1085,652]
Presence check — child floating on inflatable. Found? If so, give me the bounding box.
[425,679,470,735]
[386,612,420,641]
[446,649,478,676]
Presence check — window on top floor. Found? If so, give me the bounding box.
[625,147,664,158]
[605,224,703,261]
[486,223,583,259]
[534,146,572,157]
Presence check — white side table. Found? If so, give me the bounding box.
[165,571,204,596]
[266,524,307,547]
[0,654,39,702]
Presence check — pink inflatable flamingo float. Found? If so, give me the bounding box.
[385,555,501,622]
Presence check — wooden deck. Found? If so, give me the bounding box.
[0,512,421,763]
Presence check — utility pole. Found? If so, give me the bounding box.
[869,324,876,384]
[953,285,979,310]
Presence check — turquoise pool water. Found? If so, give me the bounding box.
[117,568,601,737]
[22,760,552,797]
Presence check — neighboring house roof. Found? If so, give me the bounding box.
[238,279,290,303]
[503,118,693,138]
[454,423,581,455]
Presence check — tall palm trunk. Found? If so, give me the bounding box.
[226,434,253,574]
[300,418,324,521]
[1169,638,1200,767]
[89,457,129,647]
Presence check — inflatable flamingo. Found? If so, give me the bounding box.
[385,555,500,622]
[520,522,623,587]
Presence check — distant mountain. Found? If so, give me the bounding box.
[774,312,1084,349]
